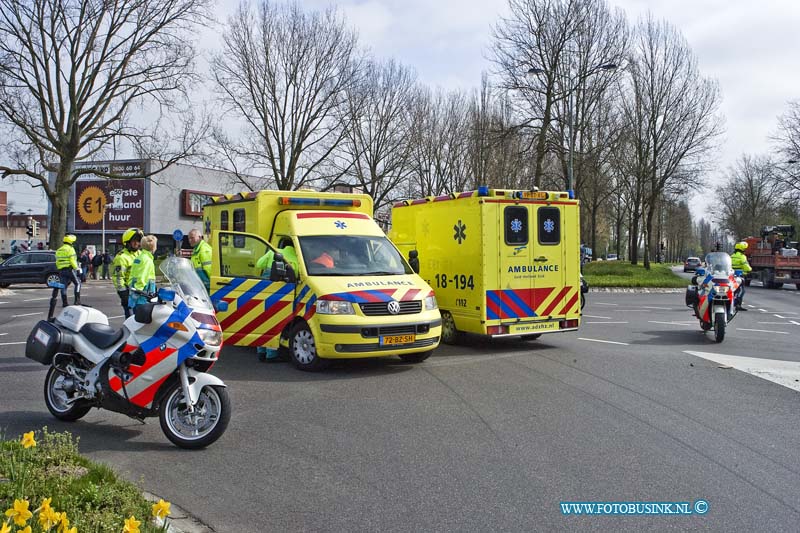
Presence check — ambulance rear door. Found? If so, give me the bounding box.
[530,203,575,318]
[491,203,539,323]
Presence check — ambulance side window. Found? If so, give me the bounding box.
[504,207,528,245]
[218,231,268,278]
[537,207,561,245]
[220,211,229,231]
[233,209,245,231]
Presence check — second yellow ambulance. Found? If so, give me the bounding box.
[389,187,582,343]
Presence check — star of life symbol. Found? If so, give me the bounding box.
[511,218,523,233]
[453,220,467,244]
[335,220,347,229]
[544,219,555,233]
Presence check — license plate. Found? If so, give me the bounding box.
[380,334,415,346]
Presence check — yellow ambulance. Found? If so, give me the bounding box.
[203,190,441,371]
[389,187,581,343]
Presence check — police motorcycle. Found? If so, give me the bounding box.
[25,257,231,449]
[684,252,743,343]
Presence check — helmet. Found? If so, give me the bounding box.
[121,228,143,245]
[735,241,748,251]
[63,234,77,244]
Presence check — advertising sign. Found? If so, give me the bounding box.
[73,179,145,231]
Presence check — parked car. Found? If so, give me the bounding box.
[606,253,618,261]
[683,256,702,272]
[0,251,60,288]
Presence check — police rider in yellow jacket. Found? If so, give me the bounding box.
[188,229,212,291]
[731,241,752,311]
[48,235,81,319]
[112,228,142,318]
[128,235,158,309]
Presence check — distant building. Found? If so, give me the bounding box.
[50,159,239,255]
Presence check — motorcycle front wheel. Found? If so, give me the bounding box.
[159,382,230,449]
[714,312,726,343]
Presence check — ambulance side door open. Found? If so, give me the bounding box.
[531,205,569,316]
[210,230,297,347]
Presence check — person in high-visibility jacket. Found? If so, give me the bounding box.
[731,241,752,311]
[128,235,158,309]
[188,229,212,291]
[112,228,142,318]
[48,235,82,319]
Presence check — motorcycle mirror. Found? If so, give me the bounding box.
[696,268,705,276]
[157,288,176,302]
[214,300,229,312]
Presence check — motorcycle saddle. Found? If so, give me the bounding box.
[80,322,124,349]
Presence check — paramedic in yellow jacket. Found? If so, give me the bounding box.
[128,235,158,309]
[54,234,81,306]
[188,229,212,290]
[112,228,142,318]
[731,241,752,311]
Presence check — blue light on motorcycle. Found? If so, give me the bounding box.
[215,300,229,312]
[158,288,176,302]
[734,269,743,276]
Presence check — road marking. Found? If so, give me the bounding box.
[0,302,8,305]
[585,321,629,324]
[578,337,629,345]
[736,328,790,335]
[791,321,800,326]
[758,308,768,312]
[0,333,7,336]
[105,292,118,295]
[583,314,611,319]
[641,306,674,310]
[684,350,800,392]
[23,297,50,302]
[758,321,794,325]
[11,312,42,318]
[0,341,26,346]
[648,320,694,326]
[593,303,618,306]
[108,315,125,319]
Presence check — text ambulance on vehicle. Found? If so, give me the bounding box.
[203,190,441,371]
[389,187,582,343]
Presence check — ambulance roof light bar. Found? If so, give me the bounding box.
[278,197,361,207]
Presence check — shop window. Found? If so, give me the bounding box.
[504,206,528,245]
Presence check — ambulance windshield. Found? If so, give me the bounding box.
[159,256,214,310]
[298,235,413,276]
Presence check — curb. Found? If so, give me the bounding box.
[143,492,215,533]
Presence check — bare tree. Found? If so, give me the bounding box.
[717,155,782,238]
[328,58,417,212]
[0,0,211,245]
[619,14,722,267]
[772,100,800,200]
[212,1,362,191]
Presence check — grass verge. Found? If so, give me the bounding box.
[1,428,171,532]
[583,261,687,288]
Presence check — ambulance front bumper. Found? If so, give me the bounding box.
[314,315,442,358]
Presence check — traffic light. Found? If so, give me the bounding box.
[26,217,33,238]
[32,220,39,237]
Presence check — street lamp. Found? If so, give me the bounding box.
[527,63,617,196]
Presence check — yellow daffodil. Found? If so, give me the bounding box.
[5,499,32,526]
[38,506,60,531]
[57,513,71,533]
[122,515,140,533]
[20,431,36,449]
[151,499,171,520]
[17,526,32,533]
[1,520,11,533]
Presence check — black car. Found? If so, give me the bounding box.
[0,251,60,288]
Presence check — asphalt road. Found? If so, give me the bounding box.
[1,276,799,532]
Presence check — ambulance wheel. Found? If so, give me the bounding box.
[398,351,432,364]
[289,323,329,372]
[440,311,461,345]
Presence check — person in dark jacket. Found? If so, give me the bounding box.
[91,252,103,279]
[102,251,112,280]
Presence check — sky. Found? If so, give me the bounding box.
[4,0,799,217]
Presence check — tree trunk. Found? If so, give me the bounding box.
[643,203,656,270]
[533,98,553,189]
[49,159,76,247]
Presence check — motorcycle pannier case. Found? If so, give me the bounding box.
[26,320,68,365]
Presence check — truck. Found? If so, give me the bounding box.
[743,225,800,290]
[203,190,442,371]
[389,187,582,344]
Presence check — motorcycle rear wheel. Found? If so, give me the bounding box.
[44,366,92,421]
[159,383,230,449]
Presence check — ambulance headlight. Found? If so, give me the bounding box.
[198,329,222,347]
[316,300,355,315]
[424,295,438,310]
